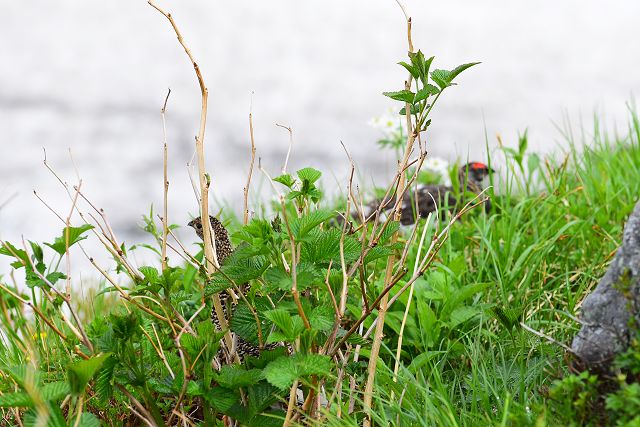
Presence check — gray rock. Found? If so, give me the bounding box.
[571,201,640,368]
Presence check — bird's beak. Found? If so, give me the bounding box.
[187,219,195,228]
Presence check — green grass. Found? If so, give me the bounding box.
[1,110,639,425]
[319,110,640,426]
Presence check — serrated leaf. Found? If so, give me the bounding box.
[263,354,332,389]
[431,62,479,89]
[214,365,264,389]
[28,241,43,264]
[447,62,481,82]
[377,221,400,244]
[67,353,111,396]
[180,333,206,359]
[299,228,360,265]
[309,306,335,332]
[296,167,322,184]
[363,243,402,264]
[247,382,281,417]
[413,84,440,103]
[44,224,94,255]
[138,266,160,284]
[399,105,420,116]
[231,302,261,345]
[430,69,450,90]
[398,61,419,79]
[274,174,296,189]
[75,413,101,427]
[95,355,117,402]
[207,245,268,295]
[383,90,416,104]
[45,272,66,285]
[0,392,33,408]
[41,381,70,402]
[264,309,293,337]
[289,210,334,240]
[0,241,29,269]
[205,386,238,412]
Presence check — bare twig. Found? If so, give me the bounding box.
[148,0,238,363]
[243,94,257,225]
[160,88,171,271]
[276,123,294,174]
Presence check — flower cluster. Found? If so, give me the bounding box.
[369,109,450,185]
[423,156,451,186]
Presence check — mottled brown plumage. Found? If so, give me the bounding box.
[188,215,281,362]
[368,162,494,225]
[187,216,234,264]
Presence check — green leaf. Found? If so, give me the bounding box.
[207,246,268,295]
[0,241,29,269]
[297,167,322,184]
[274,174,296,189]
[264,309,305,342]
[247,382,281,417]
[413,84,440,103]
[399,105,420,116]
[299,229,360,265]
[67,353,111,396]
[264,309,295,338]
[430,69,450,90]
[447,62,481,82]
[309,306,334,332]
[448,306,481,329]
[204,386,238,412]
[41,381,70,402]
[383,90,416,104]
[214,365,264,389]
[95,355,117,402]
[377,221,400,244]
[44,224,94,255]
[430,62,480,89]
[264,354,332,389]
[289,210,334,240]
[231,302,261,345]
[178,335,205,363]
[398,61,419,79]
[23,403,67,427]
[75,413,101,427]
[138,266,160,284]
[0,392,33,408]
[45,272,66,286]
[28,241,43,264]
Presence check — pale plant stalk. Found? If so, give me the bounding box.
[276,123,294,174]
[392,212,432,389]
[160,88,171,271]
[244,98,257,225]
[148,0,238,362]
[363,6,414,423]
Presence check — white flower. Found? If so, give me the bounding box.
[424,156,451,185]
[368,107,406,138]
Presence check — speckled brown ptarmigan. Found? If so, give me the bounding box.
[368,161,494,225]
[188,215,278,362]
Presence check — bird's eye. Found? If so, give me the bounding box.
[197,223,202,229]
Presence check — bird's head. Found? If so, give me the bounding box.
[188,215,225,239]
[458,162,494,191]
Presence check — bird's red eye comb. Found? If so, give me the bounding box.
[470,162,488,170]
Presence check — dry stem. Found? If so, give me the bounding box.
[148,0,238,362]
[160,88,171,271]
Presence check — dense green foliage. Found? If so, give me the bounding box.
[1,111,639,426]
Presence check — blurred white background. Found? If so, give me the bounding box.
[1,0,639,271]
